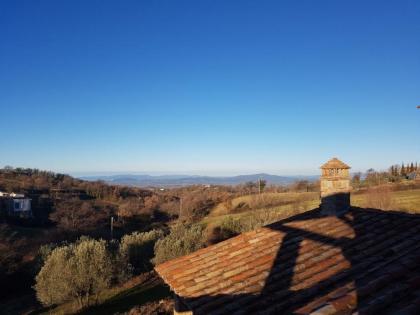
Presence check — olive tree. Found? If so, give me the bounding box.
[119,229,164,273]
[153,224,205,265]
[34,246,74,306]
[35,238,113,308]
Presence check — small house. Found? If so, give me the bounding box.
[0,192,32,218]
[408,170,420,181]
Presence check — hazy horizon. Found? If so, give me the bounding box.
[2,162,410,178]
[66,165,394,178]
[1,161,414,177]
[71,170,322,178]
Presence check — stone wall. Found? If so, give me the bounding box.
[320,170,351,216]
[320,178,351,198]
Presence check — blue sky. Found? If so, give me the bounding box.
[1,0,419,176]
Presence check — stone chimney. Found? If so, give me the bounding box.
[320,158,351,216]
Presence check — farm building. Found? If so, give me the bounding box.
[155,159,420,315]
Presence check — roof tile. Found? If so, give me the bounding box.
[155,208,420,314]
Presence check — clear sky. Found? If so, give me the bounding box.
[1,0,419,176]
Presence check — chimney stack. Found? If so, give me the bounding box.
[320,158,351,216]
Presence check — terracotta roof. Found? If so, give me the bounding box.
[156,208,420,314]
[320,158,351,169]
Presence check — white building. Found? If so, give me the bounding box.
[0,192,32,218]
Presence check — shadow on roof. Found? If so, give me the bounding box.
[168,204,420,314]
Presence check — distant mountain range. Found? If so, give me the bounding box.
[79,173,319,187]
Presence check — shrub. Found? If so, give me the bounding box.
[205,218,243,245]
[119,229,164,274]
[35,237,113,308]
[219,217,245,235]
[153,224,205,265]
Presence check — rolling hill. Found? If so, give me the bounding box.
[80,173,319,187]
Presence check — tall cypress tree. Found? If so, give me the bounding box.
[394,165,398,176]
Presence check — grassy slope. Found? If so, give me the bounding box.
[206,187,420,226]
[210,192,317,216]
[351,188,420,213]
[204,191,320,226]
[34,274,170,315]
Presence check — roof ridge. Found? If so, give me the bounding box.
[320,158,351,169]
